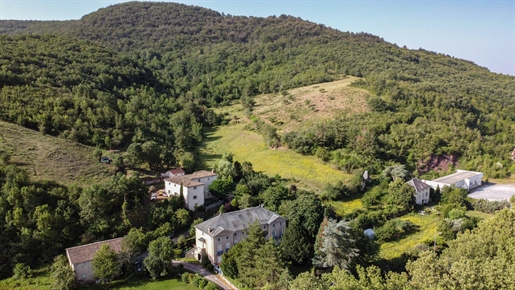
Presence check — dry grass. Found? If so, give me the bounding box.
[252,77,370,132]
[0,121,115,187]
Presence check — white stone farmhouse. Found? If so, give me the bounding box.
[194,206,286,264]
[65,237,123,283]
[164,170,217,211]
[406,178,431,205]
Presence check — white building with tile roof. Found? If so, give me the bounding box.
[164,170,217,210]
[194,206,287,264]
[65,237,123,283]
[406,178,431,205]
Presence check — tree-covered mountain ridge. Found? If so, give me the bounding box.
[1,1,514,177]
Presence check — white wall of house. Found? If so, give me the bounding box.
[415,187,430,205]
[185,186,204,211]
[192,175,217,197]
[195,219,286,265]
[71,261,94,282]
[164,182,205,210]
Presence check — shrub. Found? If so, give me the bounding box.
[181,272,193,283]
[12,263,32,280]
[191,274,203,287]
[469,198,510,214]
[375,219,416,242]
[204,281,219,290]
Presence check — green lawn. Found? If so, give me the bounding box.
[105,278,198,290]
[379,213,441,260]
[0,267,52,290]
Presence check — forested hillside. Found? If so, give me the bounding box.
[2,2,515,288]
[1,2,514,177]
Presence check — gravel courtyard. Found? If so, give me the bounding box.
[468,183,515,201]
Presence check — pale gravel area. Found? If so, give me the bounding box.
[468,183,515,201]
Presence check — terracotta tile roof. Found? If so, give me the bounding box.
[165,176,204,187]
[65,237,123,265]
[168,168,185,175]
[189,170,217,178]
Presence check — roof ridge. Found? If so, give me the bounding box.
[65,237,123,250]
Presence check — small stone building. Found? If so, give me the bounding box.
[65,237,123,283]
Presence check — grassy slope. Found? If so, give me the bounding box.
[0,267,52,290]
[327,199,364,217]
[196,78,369,191]
[379,213,441,260]
[253,77,369,132]
[0,121,114,187]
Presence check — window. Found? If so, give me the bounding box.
[198,179,201,182]
[174,184,176,187]
[234,233,237,236]
[193,195,197,200]
[264,225,267,229]
[226,236,229,239]
[273,224,275,227]
[218,238,220,242]
[193,186,197,189]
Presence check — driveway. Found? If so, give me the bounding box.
[468,183,515,201]
[173,260,238,290]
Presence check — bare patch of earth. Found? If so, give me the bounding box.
[468,183,515,201]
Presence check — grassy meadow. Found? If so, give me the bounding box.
[0,267,52,290]
[379,213,441,260]
[0,121,114,187]
[327,199,364,217]
[196,78,371,191]
[196,122,350,191]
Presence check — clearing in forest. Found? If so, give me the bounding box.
[0,121,115,187]
[196,78,370,191]
[252,76,370,132]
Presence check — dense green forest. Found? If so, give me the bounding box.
[1,1,515,288]
[1,1,514,175]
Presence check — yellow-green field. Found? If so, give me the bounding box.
[327,199,364,217]
[0,121,115,187]
[196,78,371,191]
[379,213,441,260]
[197,123,350,191]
